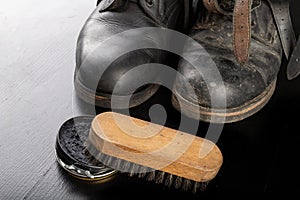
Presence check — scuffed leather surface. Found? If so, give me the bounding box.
[175,1,282,109]
[75,0,186,95]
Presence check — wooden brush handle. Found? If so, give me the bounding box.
[89,112,223,182]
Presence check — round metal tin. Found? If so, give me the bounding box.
[55,115,117,181]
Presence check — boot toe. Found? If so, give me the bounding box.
[173,49,278,123]
[74,7,162,107]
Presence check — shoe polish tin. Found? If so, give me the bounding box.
[55,115,117,181]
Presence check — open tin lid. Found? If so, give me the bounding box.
[55,115,117,181]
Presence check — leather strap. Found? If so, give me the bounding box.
[267,0,296,59]
[233,0,252,64]
[286,37,300,80]
[266,0,298,79]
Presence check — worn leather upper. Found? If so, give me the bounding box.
[202,0,296,72]
[75,0,189,95]
[175,1,282,109]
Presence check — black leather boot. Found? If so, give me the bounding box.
[74,0,192,109]
[172,0,296,123]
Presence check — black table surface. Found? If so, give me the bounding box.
[1,0,300,198]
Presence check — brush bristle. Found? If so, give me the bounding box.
[84,141,209,193]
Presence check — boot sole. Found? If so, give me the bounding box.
[74,78,160,109]
[171,81,276,123]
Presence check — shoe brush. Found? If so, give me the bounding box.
[83,112,223,193]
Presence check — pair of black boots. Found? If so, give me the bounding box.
[74,0,297,123]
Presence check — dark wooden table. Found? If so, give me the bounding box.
[1,0,300,198]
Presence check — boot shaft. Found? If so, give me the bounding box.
[96,0,196,31]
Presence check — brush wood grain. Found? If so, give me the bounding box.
[88,112,223,182]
